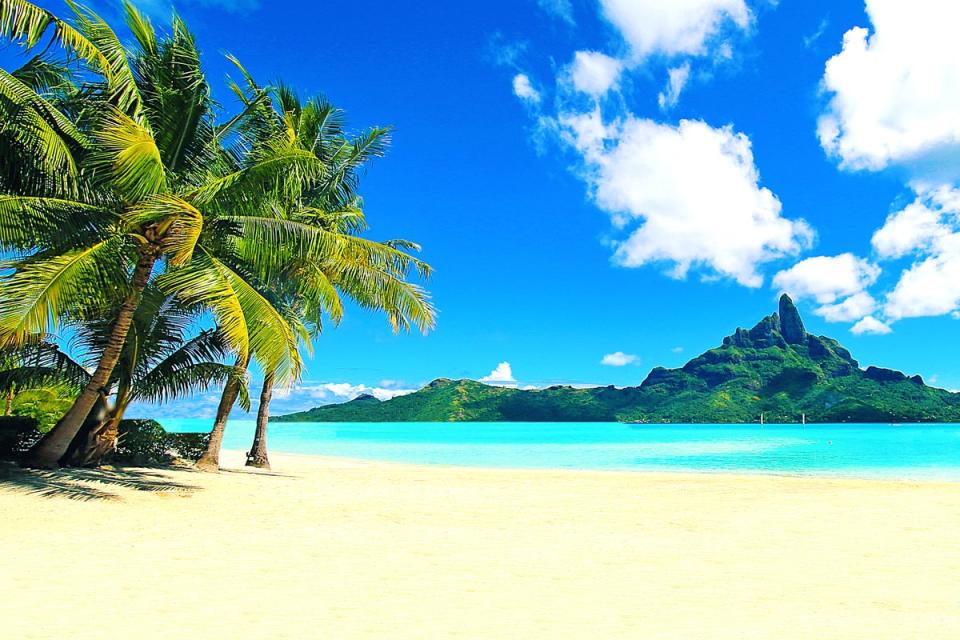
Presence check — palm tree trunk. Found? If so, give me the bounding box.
[4,386,13,416]
[195,357,247,472]
[246,373,273,469]
[21,250,158,469]
[60,393,111,467]
[69,388,131,467]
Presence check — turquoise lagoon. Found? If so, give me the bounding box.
[158,419,960,480]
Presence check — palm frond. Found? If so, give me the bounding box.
[186,145,324,207]
[0,67,84,187]
[159,250,303,384]
[0,195,112,252]
[89,108,166,201]
[0,0,110,71]
[0,237,129,346]
[0,340,89,391]
[66,0,143,120]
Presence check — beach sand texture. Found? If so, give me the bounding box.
[2,451,959,639]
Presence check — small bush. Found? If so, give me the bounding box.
[0,416,42,461]
[113,419,209,465]
[167,432,210,461]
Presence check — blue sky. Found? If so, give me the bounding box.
[7,0,960,416]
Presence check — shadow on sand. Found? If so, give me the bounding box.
[0,462,201,501]
[218,466,298,479]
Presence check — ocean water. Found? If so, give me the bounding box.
[157,419,960,480]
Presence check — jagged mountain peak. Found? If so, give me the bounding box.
[779,294,806,344]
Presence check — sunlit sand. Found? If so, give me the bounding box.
[2,451,959,639]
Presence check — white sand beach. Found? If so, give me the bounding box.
[2,451,959,639]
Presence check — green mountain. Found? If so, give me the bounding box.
[276,295,960,423]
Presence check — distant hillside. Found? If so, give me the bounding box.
[275,295,960,423]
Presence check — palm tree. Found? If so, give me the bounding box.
[61,285,244,466]
[182,82,437,472]
[1,1,322,467]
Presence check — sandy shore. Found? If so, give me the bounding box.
[2,451,959,639]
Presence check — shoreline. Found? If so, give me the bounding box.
[222,448,960,484]
[3,450,960,638]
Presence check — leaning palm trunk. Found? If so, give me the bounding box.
[65,394,129,467]
[59,393,111,466]
[66,377,134,466]
[195,357,248,472]
[22,251,158,468]
[246,373,273,469]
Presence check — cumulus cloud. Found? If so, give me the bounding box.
[813,292,877,323]
[512,74,541,102]
[814,292,876,323]
[559,114,812,287]
[818,0,960,175]
[479,362,517,385]
[872,186,960,259]
[569,51,623,97]
[772,254,880,304]
[658,62,692,110]
[872,187,960,320]
[601,351,639,366]
[883,234,960,320]
[600,0,750,59]
[851,316,892,335]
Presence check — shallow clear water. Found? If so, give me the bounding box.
[158,419,960,480]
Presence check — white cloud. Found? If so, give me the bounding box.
[772,254,880,304]
[671,346,684,353]
[538,0,574,24]
[871,186,960,259]
[601,351,639,366]
[599,0,751,59]
[479,362,517,385]
[884,236,960,320]
[815,292,877,323]
[872,187,960,321]
[818,0,960,175]
[569,51,623,97]
[512,73,541,103]
[851,316,892,335]
[658,62,692,110]
[277,382,416,404]
[559,114,812,287]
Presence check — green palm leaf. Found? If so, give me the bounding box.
[89,108,166,202]
[0,238,128,346]
[159,250,303,384]
[0,0,110,71]
[0,195,111,251]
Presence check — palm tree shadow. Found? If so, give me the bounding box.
[0,462,201,502]
[217,467,298,479]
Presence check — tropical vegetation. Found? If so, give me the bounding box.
[0,0,434,469]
